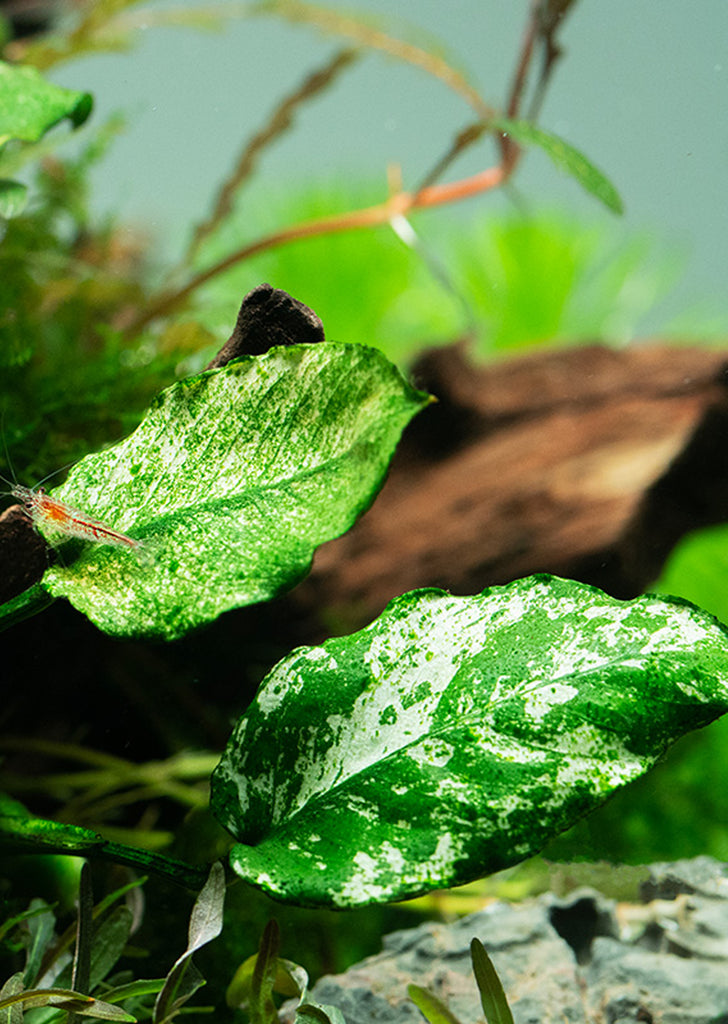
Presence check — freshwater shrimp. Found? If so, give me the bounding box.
[9,483,141,551]
[0,421,143,554]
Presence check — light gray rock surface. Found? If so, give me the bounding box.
[296,858,728,1024]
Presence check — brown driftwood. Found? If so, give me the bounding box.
[292,341,728,634]
[3,286,728,648]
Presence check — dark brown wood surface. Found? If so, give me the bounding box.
[292,341,728,636]
[3,333,728,643]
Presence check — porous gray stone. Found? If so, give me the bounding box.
[291,860,728,1024]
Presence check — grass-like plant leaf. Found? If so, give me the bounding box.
[246,920,281,1024]
[0,987,134,1020]
[0,60,93,145]
[492,117,623,214]
[0,973,23,1024]
[407,984,462,1024]
[470,939,513,1024]
[23,899,55,988]
[211,575,728,907]
[102,979,166,1004]
[8,343,427,640]
[153,862,225,1024]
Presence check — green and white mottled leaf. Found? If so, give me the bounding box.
[211,575,728,908]
[35,343,427,639]
[0,60,93,146]
[492,117,623,215]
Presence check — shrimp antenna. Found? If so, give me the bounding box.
[33,458,79,491]
[0,407,77,496]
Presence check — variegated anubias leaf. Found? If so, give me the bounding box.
[34,343,427,639]
[211,575,728,907]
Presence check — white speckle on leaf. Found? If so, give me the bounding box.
[431,832,458,872]
[522,681,578,721]
[641,613,717,655]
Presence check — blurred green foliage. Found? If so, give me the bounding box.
[0,125,180,483]
[4,147,695,486]
[656,525,728,627]
[193,184,692,367]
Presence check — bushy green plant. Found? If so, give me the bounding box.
[0,862,225,1024]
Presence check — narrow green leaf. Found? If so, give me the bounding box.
[248,921,281,1024]
[0,988,134,1020]
[102,979,166,1004]
[212,575,728,907]
[23,899,55,988]
[36,343,428,640]
[470,939,513,1024]
[0,60,93,145]
[87,907,134,993]
[186,861,225,951]
[71,862,94,998]
[407,984,462,1024]
[0,973,24,1024]
[93,840,207,890]
[0,583,56,635]
[153,863,224,1024]
[51,906,133,997]
[0,904,56,946]
[91,875,147,922]
[0,809,103,857]
[0,179,27,218]
[154,962,205,1024]
[492,117,623,214]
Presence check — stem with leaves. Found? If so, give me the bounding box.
[119,0,580,337]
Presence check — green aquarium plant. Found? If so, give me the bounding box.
[1,1,726,1018]
[1,0,728,905]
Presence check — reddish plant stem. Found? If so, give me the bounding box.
[121,1,560,340]
[121,163,510,337]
